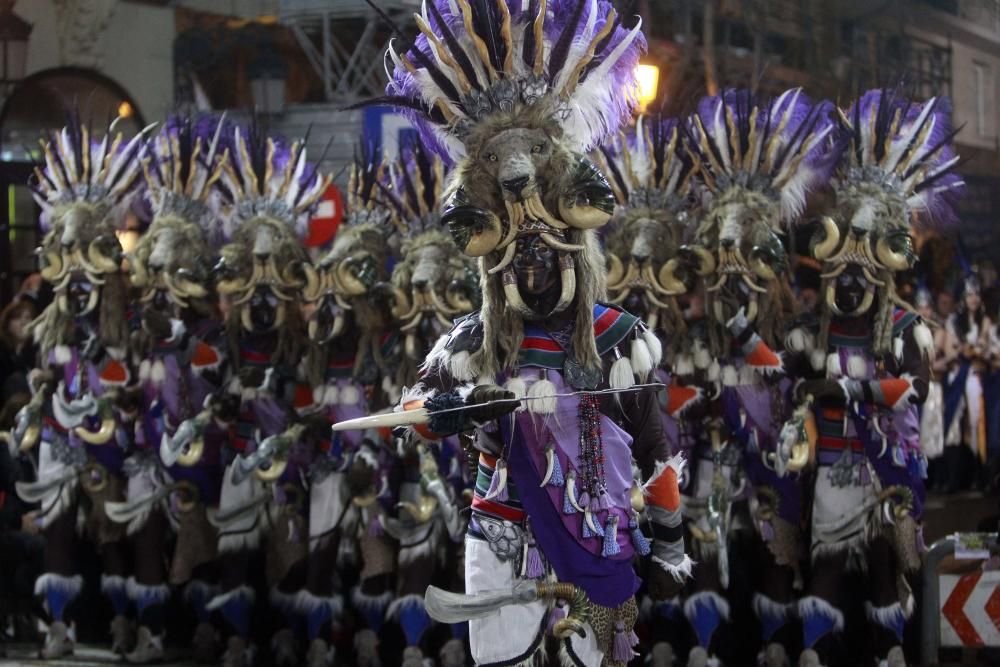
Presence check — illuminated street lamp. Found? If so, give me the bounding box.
[636,63,660,113]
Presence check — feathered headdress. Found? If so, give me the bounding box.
[382,0,646,157]
[344,142,396,229]
[686,88,840,223]
[216,122,330,239]
[141,115,229,240]
[597,115,693,214]
[834,89,964,231]
[383,139,449,236]
[32,113,151,226]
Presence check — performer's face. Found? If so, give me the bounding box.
[833,266,870,315]
[964,291,981,312]
[249,287,279,331]
[513,235,558,296]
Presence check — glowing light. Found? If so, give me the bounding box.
[636,64,660,112]
[118,101,133,119]
[116,229,140,254]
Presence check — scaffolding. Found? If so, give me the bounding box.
[280,0,417,102]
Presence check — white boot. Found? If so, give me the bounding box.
[125,625,164,664]
[39,621,75,659]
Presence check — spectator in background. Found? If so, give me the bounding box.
[0,297,36,407]
[937,290,956,322]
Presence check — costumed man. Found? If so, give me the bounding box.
[296,144,398,666]
[379,139,478,662]
[113,116,230,663]
[15,116,148,658]
[173,123,328,667]
[680,88,841,666]
[595,115,704,662]
[792,89,960,666]
[337,1,691,665]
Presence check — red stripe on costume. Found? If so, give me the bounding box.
[521,336,563,352]
[879,379,912,409]
[293,384,314,411]
[745,340,781,369]
[593,307,619,334]
[471,497,525,522]
[99,360,129,386]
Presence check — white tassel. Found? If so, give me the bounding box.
[150,360,166,384]
[893,336,904,362]
[641,328,663,367]
[810,350,827,371]
[721,365,738,387]
[54,345,72,365]
[914,323,933,356]
[324,384,340,406]
[526,372,557,415]
[630,337,653,380]
[340,386,360,406]
[707,360,721,382]
[674,354,694,377]
[504,375,528,413]
[312,385,324,405]
[846,354,867,379]
[826,353,842,378]
[138,359,151,381]
[785,328,811,353]
[610,350,634,390]
[693,343,711,369]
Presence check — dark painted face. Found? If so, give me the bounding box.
[249,287,279,331]
[513,235,558,296]
[833,266,869,315]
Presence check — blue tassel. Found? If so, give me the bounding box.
[629,512,651,556]
[582,513,593,538]
[602,514,621,557]
[548,447,564,487]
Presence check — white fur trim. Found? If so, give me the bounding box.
[652,553,694,582]
[35,573,83,597]
[205,585,255,612]
[707,360,721,382]
[683,591,731,623]
[385,593,425,620]
[138,359,151,382]
[721,365,738,386]
[351,588,393,613]
[503,375,528,412]
[125,577,170,605]
[271,588,344,617]
[218,528,261,555]
[864,600,910,628]
[643,454,687,494]
[340,385,360,406]
[610,355,634,390]
[738,364,756,386]
[785,328,813,354]
[798,596,844,632]
[893,336,904,363]
[100,574,127,593]
[914,323,933,357]
[448,350,474,382]
[752,593,794,622]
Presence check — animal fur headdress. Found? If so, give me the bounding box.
[595,115,694,334]
[382,0,646,158]
[130,115,229,310]
[30,113,151,353]
[685,88,841,353]
[812,89,963,355]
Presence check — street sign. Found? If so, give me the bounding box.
[940,571,1000,647]
[306,183,343,247]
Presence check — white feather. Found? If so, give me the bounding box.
[721,365,738,386]
[641,328,663,367]
[712,100,732,171]
[826,352,842,378]
[526,375,557,415]
[846,354,867,379]
[707,360,721,382]
[610,355,634,390]
[673,354,694,376]
[555,0,598,93]
[630,337,653,379]
[886,98,937,173]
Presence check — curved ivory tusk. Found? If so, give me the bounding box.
[751,256,776,282]
[875,236,911,272]
[81,289,100,315]
[540,447,555,487]
[746,298,759,323]
[539,232,585,253]
[687,245,716,276]
[337,261,368,297]
[552,260,576,315]
[820,263,847,279]
[812,216,841,261]
[390,284,416,320]
[75,415,116,445]
[254,458,287,482]
[301,262,322,302]
[706,273,728,292]
[558,198,611,229]
[400,310,425,332]
[177,438,204,467]
[487,241,518,275]
[605,253,625,287]
[428,287,459,315]
[609,286,632,304]
[656,259,688,295]
[524,193,568,229]
[607,260,638,291]
[445,288,473,314]
[40,251,65,282]
[741,274,768,294]
[644,288,675,310]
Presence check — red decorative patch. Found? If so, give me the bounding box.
[646,466,680,512]
[879,378,912,409]
[191,342,221,370]
[293,384,314,411]
[99,360,129,386]
[745,340,781,369]
[666,385,701,418]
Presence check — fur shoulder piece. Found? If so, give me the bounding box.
[420,311,484,380]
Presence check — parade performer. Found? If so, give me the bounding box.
[15,116,147,658]
[296,145,398,666]
[109,116,230,663]
[680,88,840,666]
[341,1,691,665]
[173,122,328,666]
[793,89,960,666]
